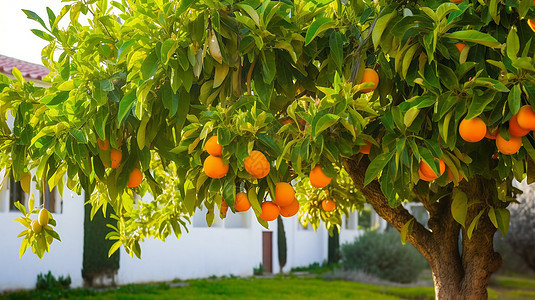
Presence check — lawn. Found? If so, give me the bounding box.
[4,275,535,300]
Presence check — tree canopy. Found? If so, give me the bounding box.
[2,0,535,296]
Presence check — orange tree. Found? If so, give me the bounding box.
[1,0,535,298]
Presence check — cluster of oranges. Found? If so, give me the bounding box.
[459,105,535,155]
[98,138,143,188]
[203,136,300,221]
[309,165,337,212]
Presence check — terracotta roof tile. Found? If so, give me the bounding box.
[0,54,50,80]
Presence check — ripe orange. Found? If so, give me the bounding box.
[496,134,522,155]
[275,182,295,207]
[455,43,466,52]
[98,138,110,151]
[235,192,251,212]
[516,105,535,130]
[419,159,445,179]
[128,168,143,188]
[203,155,229,178]
[31,220,42,234]
[485,128,498,139]
[110,149,122,168]
[509,114,530,137]
[220,200,229,216]
[205,136,222,156]
[360,68,379,93]
[459,117,486,142]
[279,198,299,217]
[447,168,464,182]
[528,19,535,32]
[309,166,332,188]
[244,150,270,179]
[360,141,372,154]
[418,168,436,182]
[321,200,336,212]
[260,201,279,221]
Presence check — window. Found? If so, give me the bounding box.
[9,176,25,211]
[40,181,62,213]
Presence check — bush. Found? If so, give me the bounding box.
[35,271,71,291]
[340,230,428,283]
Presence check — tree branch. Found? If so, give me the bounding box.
[343,155,433,260]
[246,54,258,96]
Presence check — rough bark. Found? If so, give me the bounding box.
[343,156,502,300]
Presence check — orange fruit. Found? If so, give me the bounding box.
[455,43,466,52]
[38,208,49,227]
[419,159,445,180]
[205,136,222,156]
[418,168,436,182]
[244,150,270,179]
[496,134,522,155]
[509,114,530,137]
[447,168,463,182]
[220,200,229,216]
[31,220,42,234]
[450,0,464,3]
[516,105,535,130]
[485,128,498,139]
[528,19,535,32]
[360,141,372,154]
[275,182,295,207]
[281,119,293,125]
[98,138,109,151]
[309,166,332,188]
[260,201,279,221]
[279,198,299,218]
[321,200,336,212]
[235,192,251,212]
[110,149,122,168]
[459,117,486,142]
[203,155,229,178]
[128,168,143,188]
[360,68,379,93]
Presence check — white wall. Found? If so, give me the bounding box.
[0,187,84,292]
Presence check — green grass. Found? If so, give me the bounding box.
[3,278,436,300]
[495,276,535,290]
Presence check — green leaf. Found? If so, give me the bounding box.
[140,50,158,80]
[117,90,136,126]
[184,179,196,214]
[446,30,501,48]
[467,210,484,239]
[22,9,47,30]
[329,31,343,72]
[451,189,468,227]
[400,218,414,245]
[261,49,276,84]
[364,151,395,186]
[31,29,54,41]
[508,85,521,115]
[305,17,335,46]
[108,241,122,257]
[466,90,496,119]
[488,207,510,237]
[404,107,420,128]
[313,114,340,137]
[12,67,24,84]
[161,39,178,65]
[176,0,197,16]
[372,11,397,49]
[506,28,519,59]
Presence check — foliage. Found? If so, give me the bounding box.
[35,271,71,291]
[82,192,120,286]
[1,0,535,268]
[290,260,338,274]
[340,230,428,283]
[506,180,535,271]
[253,263,264,276]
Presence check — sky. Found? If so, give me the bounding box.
[0,1,69,65]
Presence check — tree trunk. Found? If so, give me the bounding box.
[343,156,502,299]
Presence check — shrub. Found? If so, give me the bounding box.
[340,230,428,283]
[36,271,71,291]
